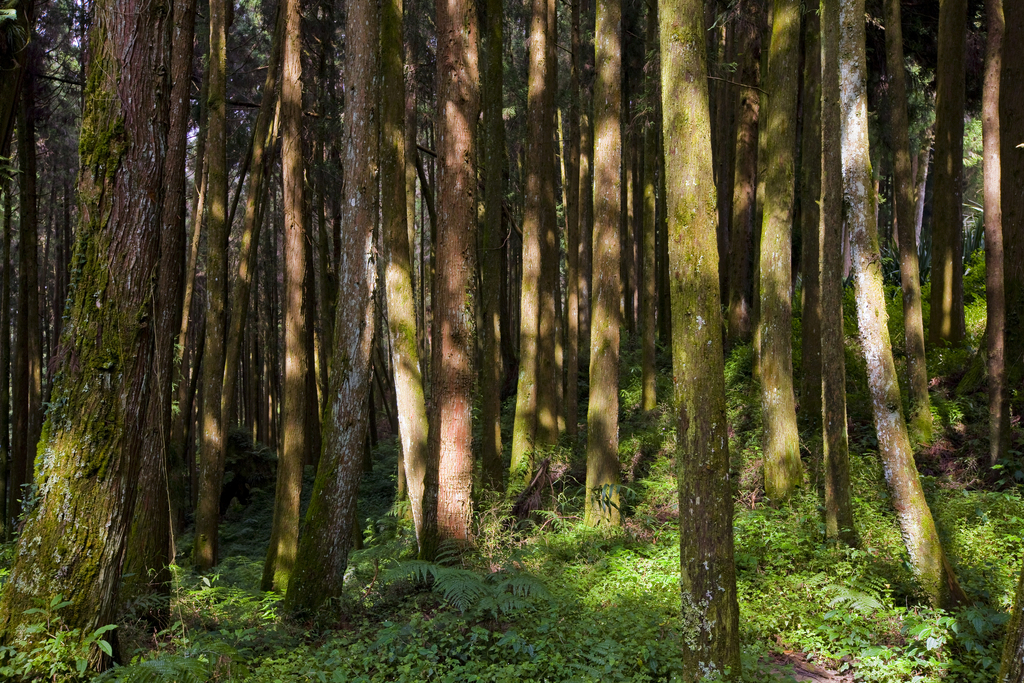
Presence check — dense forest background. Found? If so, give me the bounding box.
[0,0,1022,679]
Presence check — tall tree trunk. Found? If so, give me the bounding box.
[0,182,10,537]
[840,0,965,609]
[660,1,742,676]
[430,0,479,542]
[264,0,305,593]
[982,0,1007,465]
[929,0,967,345]
[565,0,581,436]
[884,0,933,446]
[819,0,855,546]
[578,0,594,361]
[123,0,197,601]
[480,0,507,486]
[194,0,231,571]
[11,44,42,526]
[640,0,657,415]
[0,0,168,646]
[510,0,552,477]
[584,0,621,527]
[285,0,379,608]
[798,6,822,430]
[382,0,435,552]
[759,0,802,502]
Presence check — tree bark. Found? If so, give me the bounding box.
[884,0,933,446]
[929,0,968,345]
[1001,0,1024,412]
[798,6,822,431]
[982,0,1007,465]
[578,0,595,361]
[759,0,802,502]
[194,0,231,571]
[584,0,621,528]
[660,2,742,677]
[285,0,379,608]
[0,0,168,647]
[841,0,965,609]
[263,0,303,594]
[819,0,855,546]
[382,0,435,551]
[480,0,507,487]
[640,0,657,415]
[0,182,10,537]
[430,0,479,542]
[565,0,581,436]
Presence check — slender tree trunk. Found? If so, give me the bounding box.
[123,0,197,600]
[759,0,802,502]
[982,0,1007,465]
[510,0,552,477]
[194,0,231,571]
[264,0,305,593]
[798,6,822,430]
[382,0,435,552]
[584,0,621,527]
[840,0,965,608]
[285,0,379,608]
[565,0,581,436]
[0,182,10,537]
[480,0,507,486]
[578,0,594,360]
[929,0,968,345]
[0,0,168,646]
[884,0,933,446]
[660,1,742,676]
[640,1,657,415]
[819,0,855,546]
[430,0,479,542]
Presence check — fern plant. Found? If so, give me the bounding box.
[99,638,247,683]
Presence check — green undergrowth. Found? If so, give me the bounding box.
[3,304,1023,681]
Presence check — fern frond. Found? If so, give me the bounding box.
[432,568,487,612]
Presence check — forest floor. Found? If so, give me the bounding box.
[5,273,1023,683]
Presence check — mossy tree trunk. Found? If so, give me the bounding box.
[194,0,231,571]
[759,0,802,502]
[726,0,761,348]
[430,0,479,542]
[584,0,621,528]
[640,0,657,415]
[285,0,379,609]
[511,0,554,479]
[819,0,855,546]
[982,0,1007,465]
[840,0,965,608]
[798,6,822,431]
[0,0,168,646]
[883,0,933,446]
[0,182,10,537]
[929,0,967,346]
[123,0,198,602]
[263,0,305,594]
[382,0,435,550]
[660,3,742,678]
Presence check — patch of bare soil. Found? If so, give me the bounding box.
[765,650,855,682]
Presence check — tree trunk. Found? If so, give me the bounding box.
[884,0,933,446]
[510,0,553,477]
[263,0,304,594]
[194,0,231,571]
[840,0,965,609]
[759,0,802,502]
[123,0,197,602]
[660,2,742,677]
[430,0,479,542]
[285,0,379,608]
[929,0,968,345]
[819,0,855,546]
[0,182,10,537]
[1001,0,1024,412]
[578,0,594,361]
[640,1,657,415]
[0,0,168,647]
[565,0,581,436]
[798,6,822,430]
[382,0,435,552]
[479,0,507,486]
[982,0,1007,465]
[584,0,621,528]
